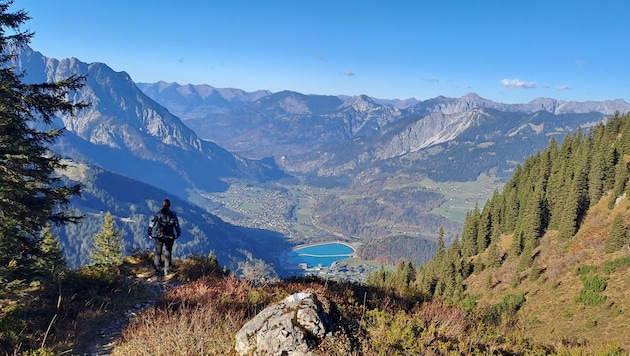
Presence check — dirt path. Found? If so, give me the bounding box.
[80,276,178,356]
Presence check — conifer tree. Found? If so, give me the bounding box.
[88,212,124,266]
[617,112,630,155]
[449,234,461,256]
[485,241,501,269]
[461,209,479,258]
[605,213,627,253]
[390,260,417,292]
[436,226,446,258]
[0,2,86,350]
[559,161,590,239]
[547,134,573,229]
[0,0,85,306]
[404,261,417,286]
[609,161,628,209]
[34,225,68,311]
[36,225,66,275]
[392,260,408,290]
[476,206,492,252]
[416,265,435,296]
[509,230,524,256]
[366,264,389,288]
[501,182,520,233]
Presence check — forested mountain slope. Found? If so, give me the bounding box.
[415,111,630,349]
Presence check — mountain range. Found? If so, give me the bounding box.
[10,45,630,269]
[11,46,285,199]
[138,81,629,163]
[137,82,630,190]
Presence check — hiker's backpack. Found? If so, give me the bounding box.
[156,210,175,237]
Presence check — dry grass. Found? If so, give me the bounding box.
[34,204,630,356]
[110,271,563,355]
[465,197,630,353]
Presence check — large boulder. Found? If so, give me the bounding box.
[234,292,331,356]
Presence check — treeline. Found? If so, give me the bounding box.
[368,111,630,302]
[423,111,630,300]
[457,111,630,267]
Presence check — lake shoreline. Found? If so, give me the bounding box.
[284,242,356,270]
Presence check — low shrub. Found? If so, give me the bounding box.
[602,256,630,274]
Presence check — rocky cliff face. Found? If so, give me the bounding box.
[136,81,271,118]
[11,46,284,196]
[279,107,605,183]
[142,82,630,167]
[409,92,630,116]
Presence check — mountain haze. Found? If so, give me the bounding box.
[12,45,630,269]
[11,46,285,199]
[141,83,630,164]
[135,80,630,265]
[136,81,271,117]
[56,161,291,270]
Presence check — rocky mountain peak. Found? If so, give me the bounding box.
[12,46,284,195]
[340,94,378,113]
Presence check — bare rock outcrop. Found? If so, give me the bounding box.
[234,292,331,356]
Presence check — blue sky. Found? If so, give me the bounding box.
[17,0,630,103]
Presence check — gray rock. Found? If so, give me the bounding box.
[234,292,331,356]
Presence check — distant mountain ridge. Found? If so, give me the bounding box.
[139,82,630,162]
[139,82,630,118]
[10,46,285,198]
[406,92,630,116]
[11,45,630,269]
[136,81,271,117]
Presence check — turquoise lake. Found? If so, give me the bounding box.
[286,243,355,268]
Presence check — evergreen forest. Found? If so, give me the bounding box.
[419,111,630,302]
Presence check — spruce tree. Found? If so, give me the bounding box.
[0,1,86,350]
[502,183,520,233]
[436,226,446,258]
[88,212,124,266]
[605,213,627,253]
[485,241,501,269]
[366,264,389,288]
[461,209,479,258]
[36,225,67,275]
[476,206,491,253]
[0,1,85,296]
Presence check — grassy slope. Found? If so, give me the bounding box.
[465,195,630,349]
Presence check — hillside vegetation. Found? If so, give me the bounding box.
[79,114,630,355]
[5,107,630,353]
[3,1,630,352]
[414,111,630,350]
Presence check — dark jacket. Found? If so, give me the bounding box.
[148,208,181,239]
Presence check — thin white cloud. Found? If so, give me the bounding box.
[500,78,536,89]
[424,77,439,83]
[555,85,572,91]
[344,70,355,77]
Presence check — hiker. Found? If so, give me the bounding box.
[148,198,181,276]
